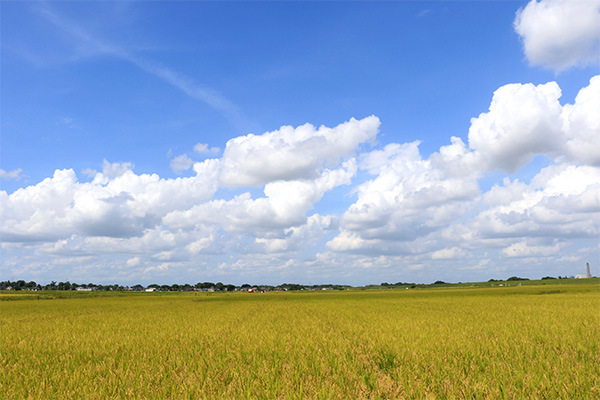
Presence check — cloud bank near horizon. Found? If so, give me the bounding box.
[2,76,599,283]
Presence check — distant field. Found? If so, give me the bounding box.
[2,282,599,399]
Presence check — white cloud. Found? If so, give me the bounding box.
[467,76,600,172]
[0,168,23,180]
[501,240,564,258]
[472,163,600,241]
[431,247,465,260]
[333,140,480,252]
[194,143,220,154]
[1,158,220,242]
[186,234,215,255]
[2,75,599,283]
[0,117,373,282]
[514,0,600,72]
[468,81,564,173]
[255,214,334,254]
[84,159,136,179]
[82,168,98,178]
[126,257,140,267]
[219,116,379,186]
[170,154,194,173]
[561,75,600,165]
[164,160,356,234]
[327,78,600,264]
[102,159,134,178]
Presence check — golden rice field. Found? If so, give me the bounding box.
[2,282,599,399]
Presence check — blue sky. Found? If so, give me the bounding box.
[1,0,599,286]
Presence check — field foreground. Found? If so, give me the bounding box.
[2,283,599,399]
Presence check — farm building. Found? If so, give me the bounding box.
[575,263,593,279]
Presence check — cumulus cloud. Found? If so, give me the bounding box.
[332,140,480,253]
[431,247,465,260]
[2,84,599,283]
[1,117,374,277]
[501,239,564,258]
[164,160,356,234]
[102,159,134,178]
[219,116,379,186]
[0,159,220,242]
[327,78,600,263]
[472,164,600,241]
[0,168,23,180]
[170,154,194,173]
[468,76,600,172]
[561,75,600,165]
[468,81,564,172]
[193,143,220,154]
[126,257,140,267]
[514,0,600,72]
[255,214,334,254]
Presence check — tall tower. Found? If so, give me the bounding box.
[586,262,591,278]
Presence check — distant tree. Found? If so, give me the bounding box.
[197,282,214,289]
[281,283,304,291]
[541,276,556,280]
[433,280,446,285]
[507,276,529,281]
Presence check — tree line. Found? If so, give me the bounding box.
[0,280,348,292]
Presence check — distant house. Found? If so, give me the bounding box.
[76,287,92,291]
[145,288,156,292]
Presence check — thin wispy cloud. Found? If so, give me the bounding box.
[0,168,24,180]
[33,4,246,128]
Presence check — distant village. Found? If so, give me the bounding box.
[0,265,594,293]
[0,280,347,292]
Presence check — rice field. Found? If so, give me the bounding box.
[2,282,599,399]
